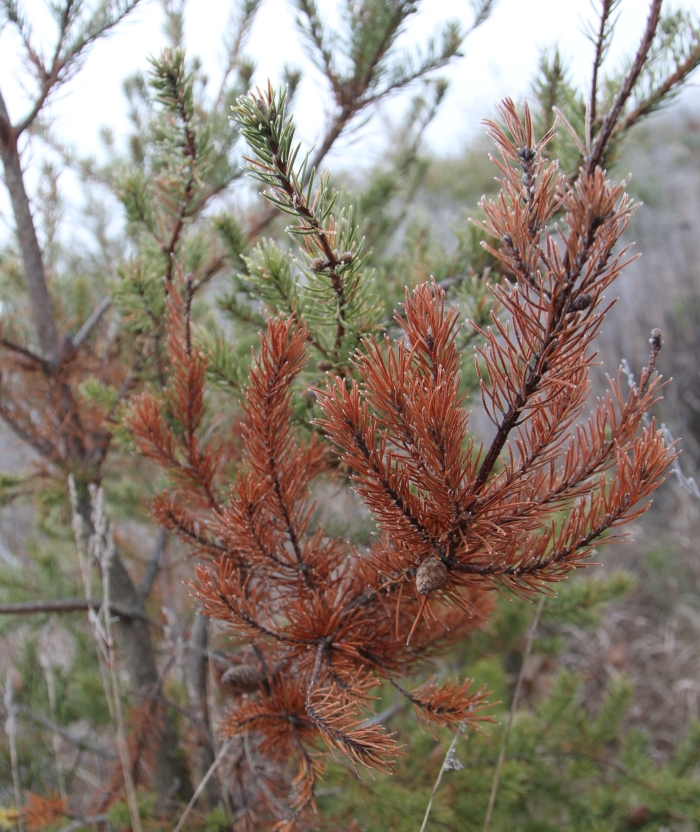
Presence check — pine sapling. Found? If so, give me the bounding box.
[125,97,675,830]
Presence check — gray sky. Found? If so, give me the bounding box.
[2,0,699,170]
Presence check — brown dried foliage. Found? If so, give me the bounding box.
[14,792,66,831]
[125,101,675,828]
[0,326,127,476]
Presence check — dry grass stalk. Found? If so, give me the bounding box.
[68,478,143,832]
[4,669,25,832]
[172,738,233,832]
[482,595,546,831]
[38,626,67,803]
[419,722,466,832]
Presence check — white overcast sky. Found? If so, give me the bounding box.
[1,0,700,168]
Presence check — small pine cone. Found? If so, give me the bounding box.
[415,558,448,595]
[626,805,648,827]
[221,664,264,694]
[317,360,333,372]
[339,251,354,264]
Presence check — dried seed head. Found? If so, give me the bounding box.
[415,557,448,595]
[221,664,265,694]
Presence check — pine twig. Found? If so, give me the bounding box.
[419,723,466,832]
[483,595,546,832]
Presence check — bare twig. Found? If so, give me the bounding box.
[483,595,546,832]
[360,697,406,728]
[0,598,151,620]
[0,335,51,370]
[72,297,112,350]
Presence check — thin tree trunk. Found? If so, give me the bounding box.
[0,90,60,363]
[109,548,192,802]
[73,485,192,805]
[186,613,220,807]
[0,85,193,807]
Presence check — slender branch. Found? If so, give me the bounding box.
[130,690,215,751]
[0,400,57,461]
[483,596,545,831]
[586,0,663,173]
[589,0,616,129]
[0,88,60,361]
[15,0,144,137]
[72,297,112,350]
[12,704,116,760]
[172,738,233,832]
[0,335,50,370]
[0,598,151,621]
[615,39,700,137]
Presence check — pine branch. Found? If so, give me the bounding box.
[586,0,662,173]
[588,0,620,129]
[234,83,380,365]
[136,82,676,824]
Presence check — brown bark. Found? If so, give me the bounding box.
[185,613,220,807]
[0,89,60,363]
